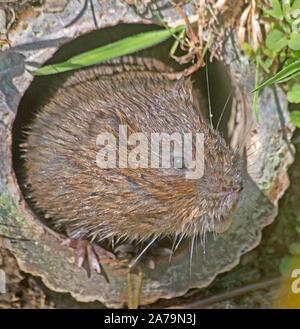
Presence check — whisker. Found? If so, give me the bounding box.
[195,232,199,257]
[174,226,189,253]
[246,149,261,158]
[247,163,255,171]
[111,236,115,250]
[246,140,261,151]
[189,231,196,277]
[169,233,178,263]
[200,221,208,251]
[205,53,213,129]
[128,235,158,268]
[216,91,232,131]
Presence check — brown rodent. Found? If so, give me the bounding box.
[20,56,242,255]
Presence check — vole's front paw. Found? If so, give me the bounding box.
[62,238,116,274]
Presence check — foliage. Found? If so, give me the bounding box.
[247,0,300,126]
[280,227,300,276]
[33,26,185,75]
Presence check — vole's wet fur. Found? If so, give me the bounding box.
[21,56,242,252]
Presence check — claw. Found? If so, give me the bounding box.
[77,239,88,268]
[93,244,116,260]
[87,244,101,273]
[114,244,135,254]
[61,238,115,275]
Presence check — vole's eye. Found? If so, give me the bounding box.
[173,156,185,169]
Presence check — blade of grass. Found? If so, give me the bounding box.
[170,28,185,56]
[253,54,260,122]
[252,60,300,92]
[201,34,214,61]
[34,26,185,76]
[275,71,300,83]
[152,6,185,57]
[153,9,182,42]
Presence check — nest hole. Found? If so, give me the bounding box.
[12,23,235,257]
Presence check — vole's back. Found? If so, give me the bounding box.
[22,57,242,245]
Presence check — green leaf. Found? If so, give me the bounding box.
[296,226,300,234]
[292,50,300,58]
[242,42,254,57]
[283,0,292,22]
[289,242,300,255]
[287,83,300,102]
[34,26,185,75]
[263,47,276,59]
[280,254,295,277]
[288,32,300,50]
[252,60,300,92]
[265,0,283,19]
[290,110,300,127]
[264,57,273,69]
[279,50,287,62]
[257,56,272,73]
[292,0,300,11]
[266,29,288,52]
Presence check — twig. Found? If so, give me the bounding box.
[166,276,282,309]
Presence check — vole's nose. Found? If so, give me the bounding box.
[231,184,242,194]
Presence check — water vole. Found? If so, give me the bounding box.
[20,56,242,270]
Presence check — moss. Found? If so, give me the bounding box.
[0,191,28,239]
